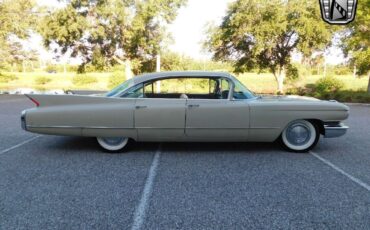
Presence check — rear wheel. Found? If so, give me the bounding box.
[280,120,319,153]
[96,137,130,153]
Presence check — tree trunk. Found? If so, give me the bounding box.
[277,78,284,94]
[125,59,133,79]
[276,67,286,94]
[156,54,161,72]
[367,75,370,93]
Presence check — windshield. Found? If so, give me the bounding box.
[106,78,135,97]
[233,78,256,99]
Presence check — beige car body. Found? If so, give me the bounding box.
[22,71,349,142]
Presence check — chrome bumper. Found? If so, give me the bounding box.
[21,110,27,131]
[324,123,348,138]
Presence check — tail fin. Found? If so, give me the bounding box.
[25,94,106,107]
[25,94,80,107]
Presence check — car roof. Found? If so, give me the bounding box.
[132,71,235,85]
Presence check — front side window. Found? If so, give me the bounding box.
[106,78,135,97]
[121,83,144,98]
[232,79,256,99]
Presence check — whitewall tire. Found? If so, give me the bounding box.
[96,137,130,153]
[281,120,319,152]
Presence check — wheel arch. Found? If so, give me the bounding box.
[305,119,325,135]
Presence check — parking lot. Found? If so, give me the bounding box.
[1,95,369,229]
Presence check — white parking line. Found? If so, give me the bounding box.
[310,151,370,192]
[131,144,162,230]
[0,136,40,155]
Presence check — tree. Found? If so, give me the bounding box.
[39,0,186,73]
[0,0,36,69]
[205,0,333,93]
[341,0,370,92]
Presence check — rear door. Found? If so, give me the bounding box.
[185,78,250,141]
[134,79,187,141]
[135,98,186,141]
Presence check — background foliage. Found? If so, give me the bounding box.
[0,0,368,100]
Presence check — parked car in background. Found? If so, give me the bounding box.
[21,71,349,153]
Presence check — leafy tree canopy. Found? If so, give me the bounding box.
[39,0,186,73]
[0,0,36,67]
[341,0,370,76]
[205,0,333,93]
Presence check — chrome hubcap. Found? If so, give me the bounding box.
[286,123,311,146]
[101,137,126,146]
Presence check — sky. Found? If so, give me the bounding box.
[36,0,345,65]
[168,0,233,60]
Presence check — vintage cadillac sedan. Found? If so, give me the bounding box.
[21,71,349,153]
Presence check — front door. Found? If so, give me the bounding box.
[185,99,249,141]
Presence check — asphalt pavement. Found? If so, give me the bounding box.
[0,95,369,229]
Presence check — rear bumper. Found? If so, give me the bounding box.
[324,123,348,138]
[21,110,27,131]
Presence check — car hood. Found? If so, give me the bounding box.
[259,95,320,102]
[254,95,349,111]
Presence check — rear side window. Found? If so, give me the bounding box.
[153,78,186,94]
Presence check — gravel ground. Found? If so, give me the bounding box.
[0,95,369,229]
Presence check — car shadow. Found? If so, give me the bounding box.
[47,136,285,155]
[48,136,159,153]
[46,136,100,152]
[159,141,283,155]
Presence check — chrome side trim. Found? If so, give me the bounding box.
[250,127,280,130]
[324,124,349,138]
[26,125,134,129]
[26,125,279,130]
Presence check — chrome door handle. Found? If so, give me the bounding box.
[135,105,148,109]
[188,104,200,108]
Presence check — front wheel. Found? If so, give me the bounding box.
[280,120,319,153]
[96,137,130,153]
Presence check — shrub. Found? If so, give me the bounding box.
[333,91,370,103]
[72,74,98,86]
[286,64,299,81]
[334,66,352,75]
[0,73,18,83]
[67,65,79,72]
[315,76,344,94]
[45,65,57,73]
[34,76,52,85]
[111,65,125,72]
[286,87,307,96]
[108,71,126,89]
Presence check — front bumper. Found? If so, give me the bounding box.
[324,123,348,138]
[21,110,27,131]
